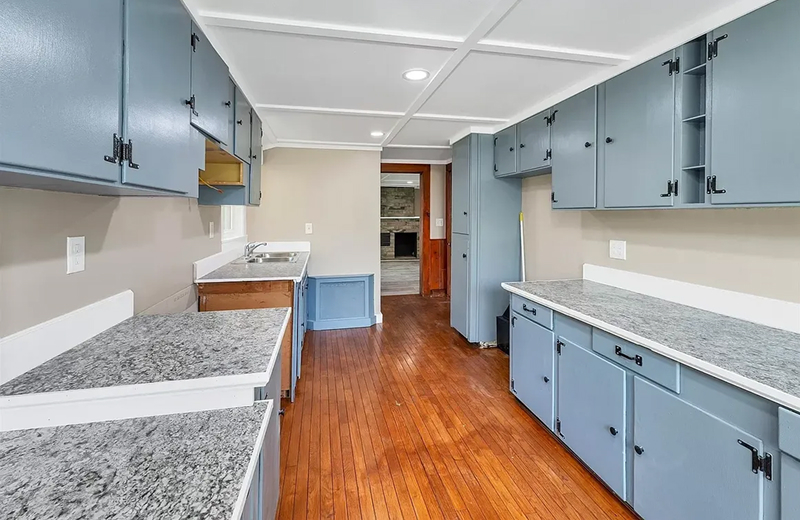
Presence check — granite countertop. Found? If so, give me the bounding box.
[0,308,290,396]
[0,403,269,519]
[198,251,309,283]
[504,280,800,408]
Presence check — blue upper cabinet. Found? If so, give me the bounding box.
[451,136,471,235]
[220,79,237,155]
[518,110,551,174]
[122,0,195,194]
[190,24,231,146]
[551,88,597,209]
[603,52,676,208]
[234,87,253,164]
[249,112,263,206]
[0,0,123,184]
[709,0,800,205]
[493,125,517,177]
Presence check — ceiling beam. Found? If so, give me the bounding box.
[255,104,404,118]
[474,40,628,65]
[383,144,452,150]
[412,113,508,124]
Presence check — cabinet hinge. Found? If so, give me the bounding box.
[191,32,199,52]
[551,192,557,204]
[544,115,552,126]
[550,110,558,124]
[707,34,728,60]
[544,149,552,161]
[556,418,563,437]
[672,179,679,196]
[122,140,139,170]
[737,440,772,480]
[511,379,515,391]
[104,133,123,164]
[661,57,680,76]
[556,340,564,355]
[660,180,674,198]
[494,164,498,173]
[494,137,498,147]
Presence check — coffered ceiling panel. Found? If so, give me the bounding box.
[192,0,497,39]
[258,110,398,144]
[391,119,476,147]
[207,27,453,112]
[421,51,609,119]
[381,147,453,163]
[486,0,737,56]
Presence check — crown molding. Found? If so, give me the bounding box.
[381,159,452,165]
[383,144,451,149]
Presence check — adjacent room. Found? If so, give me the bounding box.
[380,173,422,296]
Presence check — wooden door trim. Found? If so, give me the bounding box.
[445,162,452,298]
[381,163,432,296]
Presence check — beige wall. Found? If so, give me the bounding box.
[248,148,382,313]
[430,164,446,240]
[522,176,800,303]
[0,188,220,336]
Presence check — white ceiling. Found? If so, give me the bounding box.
[185,0,777,162]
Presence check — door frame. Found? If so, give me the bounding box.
[381,163,432,296]
[445,162,452,298]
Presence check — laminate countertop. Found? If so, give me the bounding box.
[0,308,290,396]
[503,280,800,412]
[198,251,309,283]
[0,403,270,520]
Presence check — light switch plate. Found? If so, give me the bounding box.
[67,236,85,274]
[305,223,313,235]
[435,218,444,227]
[209,221,215,239]
[609,240,627,260]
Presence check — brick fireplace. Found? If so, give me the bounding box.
[380,187,421,260]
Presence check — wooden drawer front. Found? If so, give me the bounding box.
[779,407,800,459]
[592,329,681,393]
[511,295,553,330]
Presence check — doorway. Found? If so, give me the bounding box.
[380,170,422,296]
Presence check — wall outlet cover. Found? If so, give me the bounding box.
[209,221,215,239]
[435,218,444,227]
[305,223,313,235]
[66,236,85,274]
[609,240,627,260]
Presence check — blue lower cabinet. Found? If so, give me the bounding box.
[307,275,376,331]
[633,377,767,520]
[783,455,800,520]
[557,339,627,498]
[510,313,555,430]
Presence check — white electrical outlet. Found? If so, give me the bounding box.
[209,221,215,239]
[435,218,444,227]
[305,223,313,235]
[66,236,85,274]
[609,240,627,260]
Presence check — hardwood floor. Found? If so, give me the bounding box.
[278,295,636,520]
[381,260,420,296]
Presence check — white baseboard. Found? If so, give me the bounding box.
[374,313,383,324]
[0,291,134,384]
[583,264,800,333]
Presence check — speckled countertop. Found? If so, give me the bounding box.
[198,251,309,283]
[504,280,800,408]
[0,403,269,520]
[0,308,290,396]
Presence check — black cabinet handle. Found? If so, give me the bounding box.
[225,101,232,107]
[519,143,526,148]
[521,304,537,315]
[463,211,467,216]
[615,345,643,366]
[584,142,592,148]
[609,427,618,436]
[509,146,514,152]
[543,376,550,383]
[634,445,645,455]
[462,253,467,259]
[279,408,285,416]
[605,137,614,144]
[237,120,243,125]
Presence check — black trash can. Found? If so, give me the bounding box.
[496,306,510,354]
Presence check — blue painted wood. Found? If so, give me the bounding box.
[603,51,675,208]
[220,79,237,155]
[198,185,249,206]
[783,455,800,520]
[261,407,280,520]
[190,23,230,145]
[493,126,517,177]
[510,313,555,430]
[518,110,551,173]
[450,233,470,338]
[249,113,263,206]
[709,0,800,205]
[123,0,194,194]
[592,328,681,393]
[511,295,553,330]
[779,407,800,460]
[633,376,765,520]
[553,312,592,349]
[234,87,252,164]
[0,0,123,183]
[451,136,471,235]
[558,338,627,498]
[551,88,597,209]
[307,275,375,331]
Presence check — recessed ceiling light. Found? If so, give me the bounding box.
[403,69,430,81]
[370,131,384,138]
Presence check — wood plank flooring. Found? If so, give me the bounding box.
[381,261,420,296]
[278,295,636,520]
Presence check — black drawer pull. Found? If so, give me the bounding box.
[543,376,550,383]
[614,345,643,366]
[634,445,645,455]
[609,426,618,436]
[521,304,537,315]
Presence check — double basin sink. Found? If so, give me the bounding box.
[235,252,299,264]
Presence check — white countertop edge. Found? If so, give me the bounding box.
[195,252,310,284]
[264,307,292,381]
[502,283,800,414]
[231,400,273,520]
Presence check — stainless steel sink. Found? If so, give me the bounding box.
[235,252,299,264]
[253,252,297,259]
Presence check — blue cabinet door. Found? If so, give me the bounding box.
[234,87,253,164]
[220,79,237,155]
[190,23,231,146]
[518,110,551,173]
[558,339,627,498]
[633,377,766,520]
[510,314,555,430]
[0,0,123,182]
[249,113,263,205]
[551,88,597,209]
[603,52,675,208]
[783,455,800,520]
[493,126,517,176]
[451,136,471,235]
[709,0,800,204]
[450,233,470,338]
[123,0,194,193]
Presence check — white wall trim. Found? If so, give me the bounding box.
[583,264,800,334]
[374,313,384,324]
[474,40,628,65]
[383,144,452,149]
[381,159,452,165]
[0,291,134,384]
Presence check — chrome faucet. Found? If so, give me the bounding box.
[244,241,268,257]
